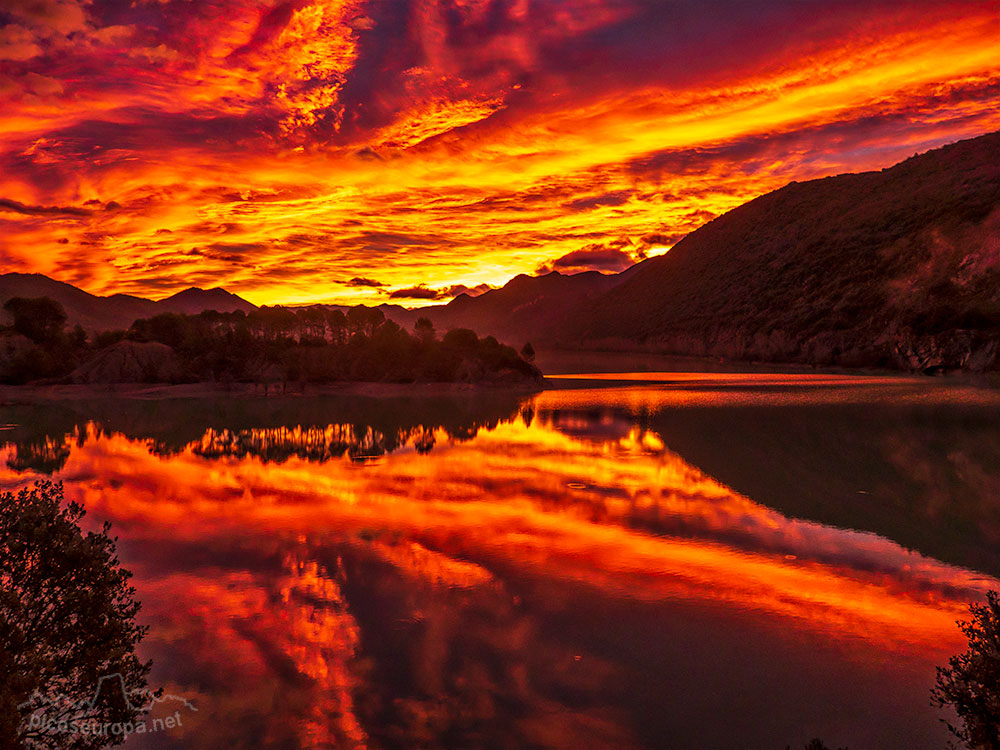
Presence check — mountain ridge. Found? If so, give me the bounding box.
[0,273,257,331]
[562,130,1000,371]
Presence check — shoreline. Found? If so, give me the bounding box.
[0,380,547,403]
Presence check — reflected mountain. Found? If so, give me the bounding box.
[645,401,1000,577]
[532,398,1000,578]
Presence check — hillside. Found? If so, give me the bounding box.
[567,130,1000,371]
[0,273,257,331]
[0,274,158,331]
[413,268,640,346]
[293,271,639,349]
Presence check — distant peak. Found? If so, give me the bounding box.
[156,285,256,313]
[162,286,240,300]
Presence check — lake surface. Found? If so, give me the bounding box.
[3,368,1000,749]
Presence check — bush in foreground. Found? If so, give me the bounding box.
[933,590,1000,750]
[0,481,154,749]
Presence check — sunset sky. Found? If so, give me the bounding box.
[1,0,998,306]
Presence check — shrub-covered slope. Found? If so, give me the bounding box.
[569,131,1000,371]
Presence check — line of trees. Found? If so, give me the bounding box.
[126,305,540,385]
[0,297,542,386]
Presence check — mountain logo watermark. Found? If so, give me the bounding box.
[18,673,198,742]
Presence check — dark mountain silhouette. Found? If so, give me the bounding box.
[0,273,158,331]
[291,271,640,348]
[564,130,1000,371]
[407,268,642,346]
[158,286,256,315]
[0,273,257,331]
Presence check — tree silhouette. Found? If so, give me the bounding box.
[442,327,479,351]
[801,740,848,750]
[346,306,385,338]
[1,481,155,749]
[3,297,67,345]
[414,317,435,344]
[932,590,1000,750]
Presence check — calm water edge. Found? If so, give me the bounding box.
[3,365,999,749]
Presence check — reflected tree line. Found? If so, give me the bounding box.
[193,424,439,463]
[5,396,1000,578]
[0,394,536,473]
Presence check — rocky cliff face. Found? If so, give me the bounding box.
[887,329,999,373]
[631,326,999,373]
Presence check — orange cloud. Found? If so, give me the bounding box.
[0,1,997,302]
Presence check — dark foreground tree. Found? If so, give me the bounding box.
[932,590,1000,750]
[0,481,155,749]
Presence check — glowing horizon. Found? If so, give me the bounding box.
[1,0,998,305]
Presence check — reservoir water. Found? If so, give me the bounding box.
[3,368,999,748]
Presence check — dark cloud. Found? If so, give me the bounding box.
[386,282,492,300]
[537,244,635,275]
[0,196,91,216]
[183,222,245,236]
[206,241,266,254]
[226,1,298,61]
[639,232,682,249]
[563,190,633,212]
[12,108,274,170]
[187,242,268,262]
[357,230,439,246]
[388,285,444,300]
[346,277,386,288]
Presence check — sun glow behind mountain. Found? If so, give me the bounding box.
[0,0,998,304]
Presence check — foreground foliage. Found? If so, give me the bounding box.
[933,590,1000,750]
[0,481,154,749]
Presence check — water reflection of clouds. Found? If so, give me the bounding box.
[1,414,993,644]
[2,387,999,747]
